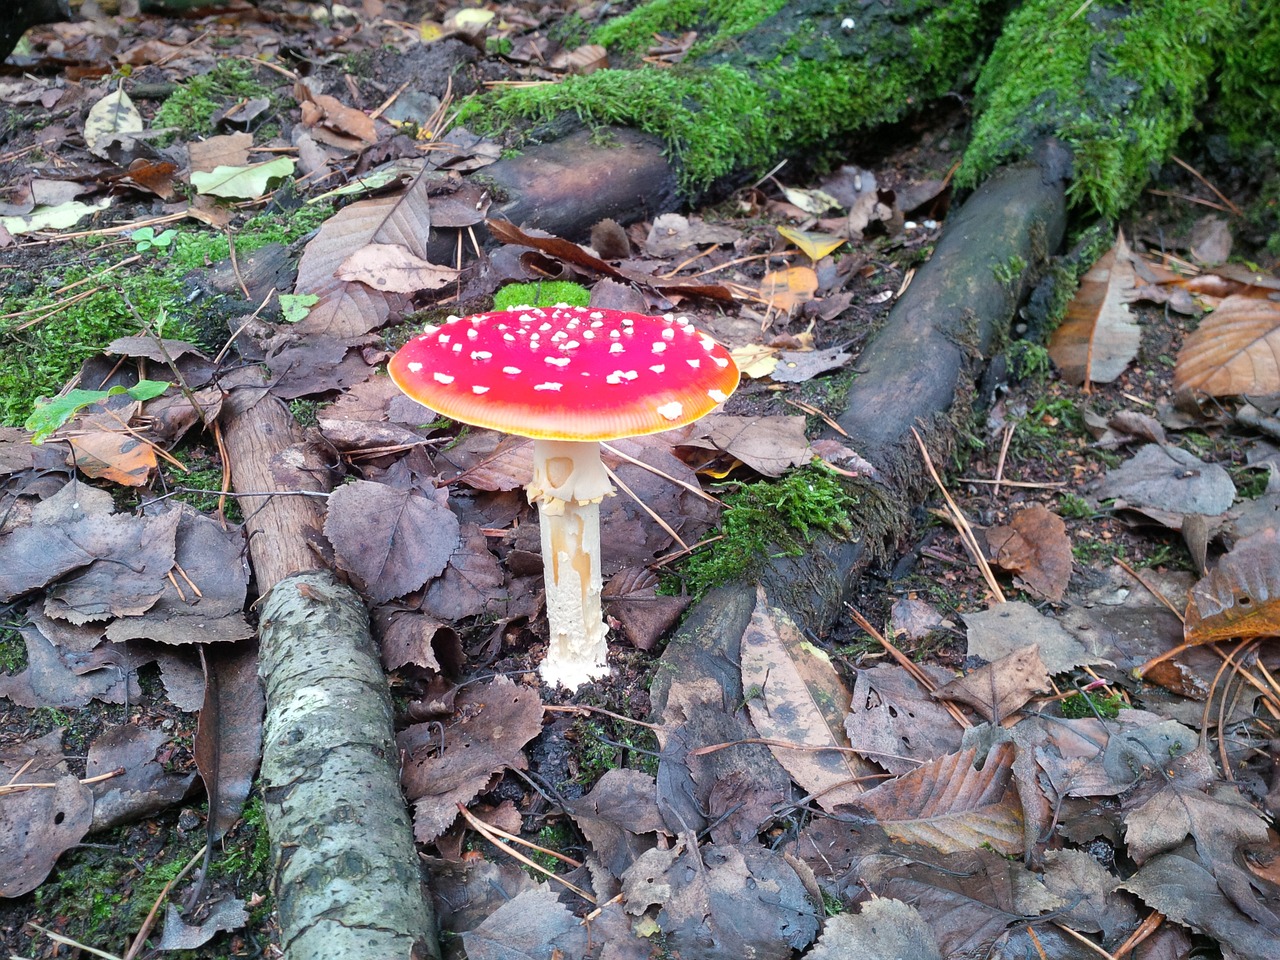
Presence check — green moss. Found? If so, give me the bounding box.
[152,60,273,140]
[571,718,660,784]
[677,465,856,596]
[1005,341,1052,383]
[1058,491,1094,520]
[493,280,591,309]
[460,0,997,195]
[1216,2,1280,150]
[1060,686,1125,719]
[592,0,790,56]
[960,0,1236,217]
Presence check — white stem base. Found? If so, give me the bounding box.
[529,440,613,689]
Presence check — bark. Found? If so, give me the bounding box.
[221,373,440,960]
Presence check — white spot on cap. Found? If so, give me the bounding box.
[687,359,701,368]
[471,351,492,360]
[545,356,571,367]
[713,356,730,368]
[473,385,489,394]
[676,316,691,326]
[467,328,478,340]
[504,333,516,341]
[609,343,625,355]
[583,330,596,339]
[657,401,683,420]
[652,342,667,354]
[606,370,638,384]
[433,372,455,384]
[445,315,461,323]
[700,336,716,350]
[438,334,451,344]
[563,341,580,350]
[590,320,604,328]
[609,329,621,339]
[590,311,604,319]
[503,366,521,375]
[534,382,563,391]
[452,344,463,353]
[708,389,728,403]
[650,364,666,374]
[407,362,423,373]
[551,331,567,342]
[539,323,552,331]
[661,328,675,341]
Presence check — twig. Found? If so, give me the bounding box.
[455,804,596,903]
[1170,155,1243,216]
[0,767,123,796]
[1053,922,1116,960]
[992,422,1014,499]
[122,843,209,960]
[604,464,688,550]
[911,427,1005,603]
[23,924,122,960]
[783,397,849,437]
[543,703,662,730]
[688,736,920,766]
[599,441,721,504]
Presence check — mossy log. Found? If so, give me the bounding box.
[221,376,440,960]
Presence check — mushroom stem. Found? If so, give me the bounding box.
[528,439,614,688]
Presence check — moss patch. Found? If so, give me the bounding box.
[960,0,1236,217]
[592,0,790,57]
[152,60,273,140]
[493,280,591,309]
[676,465,856,596]
[461,0,998,195]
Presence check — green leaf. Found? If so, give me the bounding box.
[190,157,296,199]
[1,198,113,237]
[25,380,172,442]
[278,293,319,323]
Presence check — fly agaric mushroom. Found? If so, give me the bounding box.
[388,305,739,689]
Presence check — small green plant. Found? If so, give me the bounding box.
[1006,341,1053,383]
[1058,492,1094,520]
[677,465,856,596]
[279,292,319,323]
[0,622,27,673]
[289,399,319,427]
[493,281,592,310]
[1060,686,1125,719]
[129,226,178,253]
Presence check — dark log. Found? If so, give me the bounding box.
[221,372,440,960]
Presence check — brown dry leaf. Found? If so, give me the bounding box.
[0,766,94,897]
[984,504,1072,601]
[188,133,251,174]
[933,644,1050,723]
[85,724,196,832]
[336,242,460,294]
[324,480,461,604]
[67,431,157,486]
[420,523,508,621]
[565,768,667,882]
[602,566,690,651]
[642,212,740,257]
[548,42,608,74]
[845,664,964,774]
[855,742,1024,855]
[297,90,378,145]
[194,641,264,842]
[680,414,812,477]
[460,888,588,960]
[399,676,543,843]
[1184,529,1280,644]
[1173,296,1280,397]
[740,587,876,810]
[1049,229,1142,385]
[758,266,819,314]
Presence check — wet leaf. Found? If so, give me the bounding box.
[602,566,690,651]
[854,742,1024,855]
[1049,229,1142,385]
[964,601,1112,675]
[85,724,195,832]
[740,587,875,810]
[845,664,964,774]
[1184,529,1280,644]
[1173,296,1280,397]
[324,480,461,604]
[0,767,93,897]
[984,504,1073,601]
[84,86,141,160]
[190,157,295,199]
[770,345,852,383]
[808,898,941,960]
[565,768,666,882]
[460,888,587,960]
[67,432,157,487]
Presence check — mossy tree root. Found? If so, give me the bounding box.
[258,570,439,960]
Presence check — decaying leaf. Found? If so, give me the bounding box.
[399,676,543,844]
[67,432,158,487]
[1184,529,1280,644]
[964,601,1112,675]
[85,724,195,832]
[324,480,461,604]
[807,898,941,960]
[740,587,874,810]
[680,414,813,477]
[336,242,459,293]
[84,86,142,160]
[1049,229,1142,385]
[1174,296,1280,397]
[933,644,1050,723]
[854,742,1024,855]
[983,504,1072,601]
[846,664,964,774]
[460,887,587,960]
[1094,443,1235,521]
[758,266,818,314]
[194,641,264,842]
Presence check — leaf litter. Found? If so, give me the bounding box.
[3,3,1280,957]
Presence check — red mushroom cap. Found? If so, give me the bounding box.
[389,306,739,441]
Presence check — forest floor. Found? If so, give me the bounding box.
[2,2,1280,958]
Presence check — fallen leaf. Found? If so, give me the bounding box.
[602,566,690,651]
[984,504,1073,601]
[85,724,194,832]
[84,86,142,160]
[777,225,845,262]
[1094,443,1235,519]
[324,480,461,604]
[681,414,812,477]
[190,157,295,199]
[0,767,94,897]
[336,242,459,293]
[933,644,1050,723]
[1173,296,1280,397]
[399,676,543,843]
[770,345,852,383]
[643,213,740,257]
[194,641,264,842]
[460,888,588,960]
[781,185,841,216]
[740,587,875,810]
[549,43,609,75]
[758,265,818,314]
[0,197,112,236]
[1049,229,1142,385]
[845,664,964,774]
[156,898,249,951]
[964,601,1112,675]
[854,742,1025,855]
[807,898,941,960]
[67,432,157,486]
[1184,529,1280,644]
